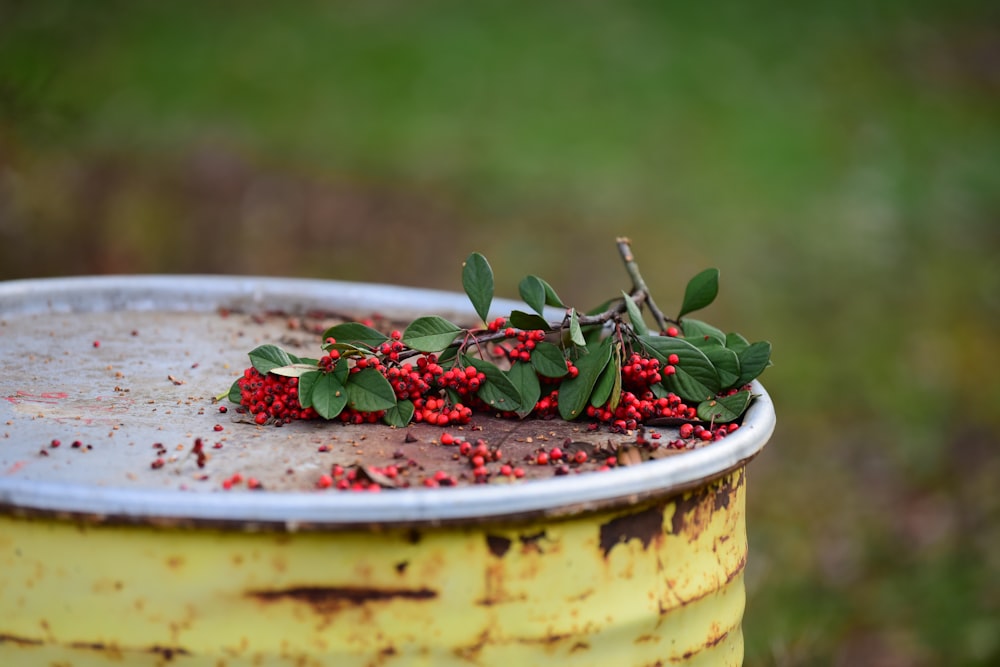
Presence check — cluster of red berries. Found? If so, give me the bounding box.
[498,328,547,363]
[316,464,389,491]
[669,422,740,447]
[237,368,317,425]
[235,325,741,446]
[440,433,523,483]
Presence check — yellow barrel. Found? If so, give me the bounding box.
[0,276,776,666]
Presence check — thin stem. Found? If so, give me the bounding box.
[615,237,670,331]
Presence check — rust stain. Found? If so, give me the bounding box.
[518,530,550,554]
[485,534,512,558]
[599,506,664,557]
[0,635,189,660]
[681,626,731,659]
[670,473,741,542]
[165,555,185,569]
[248,585,437,615]
[0,633,43,646]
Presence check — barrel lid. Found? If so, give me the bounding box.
[0,275,775,529]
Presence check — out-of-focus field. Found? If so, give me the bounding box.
[2,2,998,664]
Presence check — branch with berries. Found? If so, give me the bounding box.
[226,238,771,434]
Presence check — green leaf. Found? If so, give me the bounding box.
[680,318,726,346]
[321,322,389,350]
[703,346,740,388]
[568,308,586,347]
[590,346,621,409]
[465,356,523,413]
[622,291,649,336]
[384,399,415,427]
[402,316,463,353]
[678,268,720,319]
[736,341,772,386]
[518,275,547,316]
[269,363,321,378]
[541,279,565,308]
[697,390,753,423]
[466,357,523,412]
[297,370,320,409]
[725,332,750,353]
[227,379,241,404]
[639,335,721,402]
[346,368,398,412]
[310,371,348,419]
[558,338,613,420]
[248,344,295,374]
[509,310,552,332]
[530,341,569,378]
[462,252,494,324]
[507,361,540,418]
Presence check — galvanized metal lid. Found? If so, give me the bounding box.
[0,276,775,529]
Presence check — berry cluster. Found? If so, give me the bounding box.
[498,328,547,363]
[235,328,745,442]
[237,368,316,425]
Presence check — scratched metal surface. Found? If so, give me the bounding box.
[0,275,775,528]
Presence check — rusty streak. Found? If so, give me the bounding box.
[0,633,43,646]
[249,585,437,606]
[0,635,189,659]
[599,506,664,557]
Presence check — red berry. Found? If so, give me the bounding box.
[213,424,224,432]
[536,452,549,465]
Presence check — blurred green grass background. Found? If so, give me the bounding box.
[2,1,999,663]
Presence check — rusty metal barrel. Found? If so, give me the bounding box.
[0,276,775,666]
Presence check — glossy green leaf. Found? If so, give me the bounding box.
[310,371,349,419]
[462,252,494,324]
[622,291,649,336]
[530,341,569,378]
[558,338,613,420]
[590,346,621,409]
[518,275,547,316]
[725,332,750,353]
[639,335,721,402]
[465,356,523,413]
[736,341,772,386]
[227,378,241,404]
[402,316,463,353]
[509,310,552,332]
[346,368,397,412]
[383,399,415,427]
[697,389,752,423]
[507,361,541,418]
[321,322,389,350]
[296,370,320,409]
[680,318,726,346]
[248,344,294,374]
[703,346,740,388]
[678,268,719,319]
[568,308,586,347]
